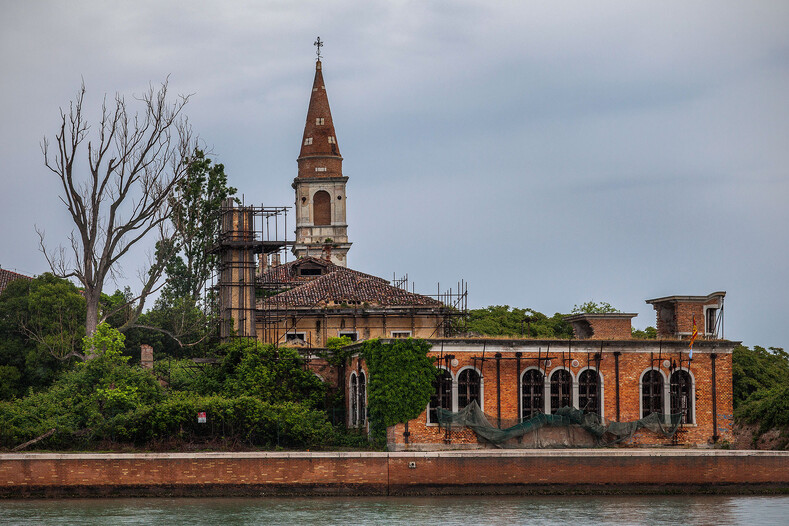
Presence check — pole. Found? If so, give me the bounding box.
[495,352,502,428]
[614,351,621,421]
[711,353,719,443]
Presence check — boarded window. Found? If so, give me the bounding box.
[578,369,601,414]
[550,369,572,413]
[521,369,544,419]
[642,369,663,417]
[313,191,331,225]
[670,370,693,424]
[457,369,480,409]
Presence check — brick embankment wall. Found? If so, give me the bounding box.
[2,450,789,497]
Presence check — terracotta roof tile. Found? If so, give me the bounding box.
[258,256,386,286]
[0,268,32,296]
[260,267,442,309]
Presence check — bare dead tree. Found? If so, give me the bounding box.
[38,80,196,339]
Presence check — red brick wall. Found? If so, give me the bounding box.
[2,451,789,496]
[389,344,733,449]
[588,318,632,340]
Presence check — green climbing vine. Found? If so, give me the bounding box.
[361,338,438,441]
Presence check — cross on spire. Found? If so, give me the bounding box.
[314,37,323,60]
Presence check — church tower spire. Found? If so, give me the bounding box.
[293,39,351,266]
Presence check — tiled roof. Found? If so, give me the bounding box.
[260,267,443,309]
[258,256,386,286]
[0,268,32,296]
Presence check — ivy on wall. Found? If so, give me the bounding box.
[361,338,437,441]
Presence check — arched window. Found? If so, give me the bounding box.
[670,370,693,424]
[457,369,480,409]
[357,371,367,426]
[349,372,358,426]
[428,369,452,423]
[521,369,544,420]
[550,369,572,413]
[578,369,601,415]
[313,190,331,226]
[641,369,664,418]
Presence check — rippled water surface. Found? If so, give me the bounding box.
[3,495,789,525]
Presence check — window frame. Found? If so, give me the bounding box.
[520,367,545,420]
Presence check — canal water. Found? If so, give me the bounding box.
[2,495,789,525]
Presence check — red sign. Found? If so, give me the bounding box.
[197,412,206,424]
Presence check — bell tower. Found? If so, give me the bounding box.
[292,39,351,266]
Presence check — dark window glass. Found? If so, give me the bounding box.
[521,369,544,420]
[550,369,572,413]
[642,369,664,417]
[428,369,452,423]
[670,370,693,424]
[457,369,480,409]
[578,369,600,414]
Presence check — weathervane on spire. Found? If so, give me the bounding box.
[314,37,323,60]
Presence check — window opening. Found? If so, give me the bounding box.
[285,332,306,343]
[550,369,571,413]
[457,369,480,409]
[313,190,331,226]
[316,118,324,125]
[391,331,411,338]
[303,137,313,145]
[428,369,452,423]
[642,369,664,417]
[670,370,693,424]
[521,369,544,419]
[357,371,366,426]
[339,331,358,342]
[349,373,358,426]
[706,308,717,335]
[578,369,600,414]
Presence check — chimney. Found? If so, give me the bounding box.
[140,344,154,370]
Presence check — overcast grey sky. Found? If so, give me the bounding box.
[1,1,787,349]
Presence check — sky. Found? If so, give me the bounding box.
[1,1,787,350]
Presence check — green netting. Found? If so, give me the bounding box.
[436,402,684,447]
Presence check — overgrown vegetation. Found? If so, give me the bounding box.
[0,324,337,450]
[362,338,437,442]
[733,345,789,440]
[466,305,573,338]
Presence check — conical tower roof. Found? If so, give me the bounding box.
[297,60,343,179]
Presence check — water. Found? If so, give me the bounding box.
[2,495,789,525]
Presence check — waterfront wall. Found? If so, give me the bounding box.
[2,450,789,497]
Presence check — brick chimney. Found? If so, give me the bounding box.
[140,344,154,370]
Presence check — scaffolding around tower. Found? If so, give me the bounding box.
[209,198,293,342]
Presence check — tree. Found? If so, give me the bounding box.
[466,305,573,338]
[571,301,621,314]
[163,149,237,304]
[39,81,195,339]
[0,273,86,395]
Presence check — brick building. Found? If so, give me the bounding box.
[215,57,451,347]
[346,295,736,449]
[218,52,737,449]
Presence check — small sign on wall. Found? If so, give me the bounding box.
[197,412,207,424]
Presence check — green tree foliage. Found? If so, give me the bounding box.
[163,148,237,304]
[219,339,326,410]
[733,345,789,409]
[571,301,621,314]
[0,273,86,397]
[466,305,573,338]
[0,325,333,450]
[631,326,658,339]
[362,339,438,442]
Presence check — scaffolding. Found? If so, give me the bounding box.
[208,198,293,342]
